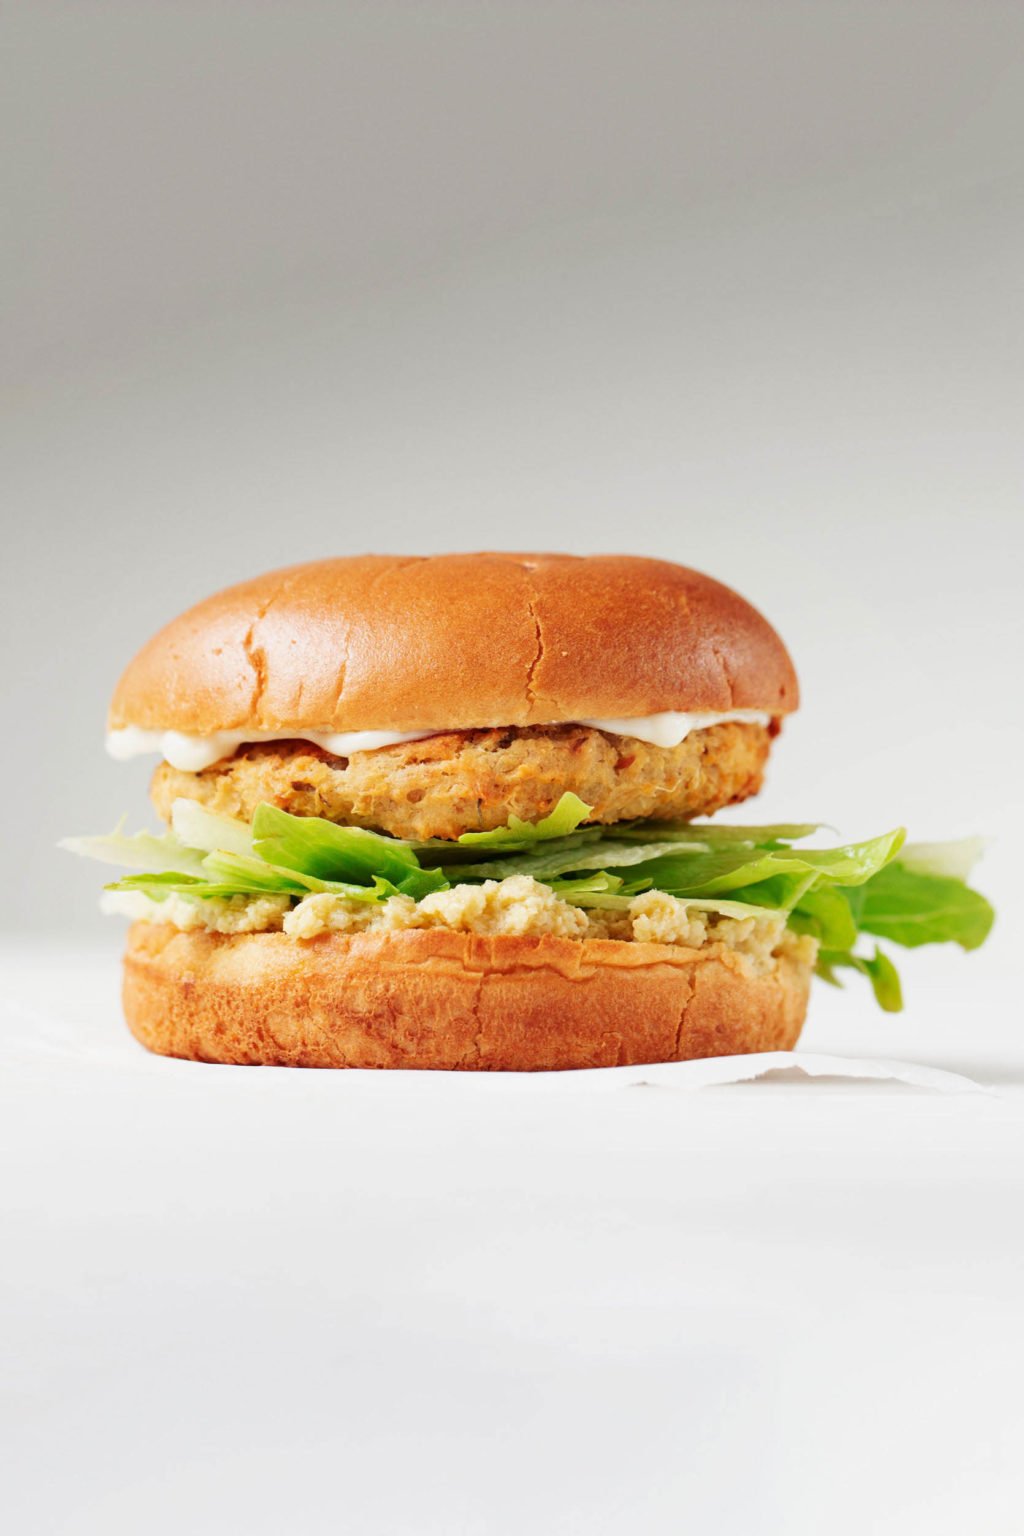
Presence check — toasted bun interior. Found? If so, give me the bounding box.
[110,553,798,736]
[123,923,811,1071]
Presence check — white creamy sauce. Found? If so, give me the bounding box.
[106,710,771,771]
[576,710,770,749]
[105,725,439,772]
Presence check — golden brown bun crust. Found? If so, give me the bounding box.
[122,922,811,1071]
[110,554,799,734]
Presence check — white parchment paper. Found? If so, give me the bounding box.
[0,992,986,1094]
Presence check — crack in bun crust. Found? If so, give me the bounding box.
[123,923,811,1071]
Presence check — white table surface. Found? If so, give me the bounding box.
[3,939,1022,1535]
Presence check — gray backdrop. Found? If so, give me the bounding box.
[3,2,1022,953]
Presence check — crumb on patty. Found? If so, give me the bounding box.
[150,721,774,841]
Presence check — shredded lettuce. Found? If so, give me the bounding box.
[63,793,993,1012]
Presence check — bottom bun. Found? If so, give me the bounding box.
[122,922,811,1071]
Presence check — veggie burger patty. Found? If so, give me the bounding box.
[149,720,774,841]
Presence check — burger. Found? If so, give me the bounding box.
[64,553,993,1070]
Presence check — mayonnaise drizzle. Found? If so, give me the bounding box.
[105,725,438,773]
[106,710,772,772]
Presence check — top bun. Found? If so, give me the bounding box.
[109,553,798,734]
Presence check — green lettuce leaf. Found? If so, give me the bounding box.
[546,871,632,910]
[60,826,209,880]
[610,821,822,846]
[444,838,707,884]
[105,872,300,902]
[609,828,905,905]
[788,885,860,950]
[170,798,254,858]
[439,810,828,885]
[817,947,904,1012]
[107,854,388,903]
[897,838,985,882]
[203,848,394,899]
[63,796,993,1018]
[250,803,446,899]
[453,792,593,848]
[848,860,995,951]
[449,822,904,904]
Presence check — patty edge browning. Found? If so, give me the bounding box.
[151,721,774,840]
